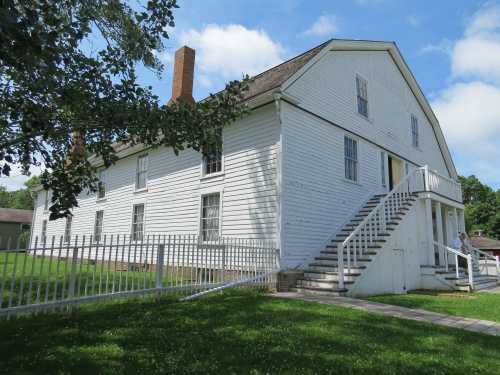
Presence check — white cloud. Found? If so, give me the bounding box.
[430,2,500,187]
[450,3,500,82]
[303,15,339,37]
[180,24,284,88]
[419,39,453,55]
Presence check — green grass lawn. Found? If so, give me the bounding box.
[1,290,500,375]
[366,290,500,323]
[0,252,203,307]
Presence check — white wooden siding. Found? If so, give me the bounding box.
[285,50,450,177]
[280,102,384,267]
[31,104,280,244]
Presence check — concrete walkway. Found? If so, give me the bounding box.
[271,292,500,337]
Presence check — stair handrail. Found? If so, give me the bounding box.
[463,236,500,282]
[434,241,474,290]
[336,167,425,289]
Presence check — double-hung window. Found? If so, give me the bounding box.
[64,215,72,243]
[200,193,220,241]
[344,136,358,182]
[356,75,368,118]
[136,154,148,190]
[41,220,48,243]
[131,204,145,241]
[203,129,222,175]
[411,114,419,148]
[97,170,106,199]
[94,210,104,243]
[44,190,50,211]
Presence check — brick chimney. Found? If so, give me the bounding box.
[169,46,195,104]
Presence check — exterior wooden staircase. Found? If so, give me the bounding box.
[293,192,418,295]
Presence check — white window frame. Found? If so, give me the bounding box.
[94,210,104,243]
[41,219,48,243]
[199,191,222,242]
[135,154,149,191]
[380,151,387,189]
[97,169,106,200]
[411,114,419,148]
[43,190,50,211]
[64,215,72,243]
[355,74,369,119]
[344,135,359,183]
[201,129,224,178]
[131,203,146,242]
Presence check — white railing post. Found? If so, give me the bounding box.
[156,243,165,289]
[424,165,429,192]
[496,256,500,283]
[455,254,459,279]
[467,254,474,291]
[337,244,344,289]
[67,246,79,300]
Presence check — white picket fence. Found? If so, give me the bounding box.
[0,234,280,317]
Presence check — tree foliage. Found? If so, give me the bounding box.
[0,0,249,220]
[459,175,500,240]
[0,176,40,210]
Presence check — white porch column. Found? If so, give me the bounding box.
[435,202,445,265]
[453,208,459,237]
[424,199,435,266]
[457,209,465,233]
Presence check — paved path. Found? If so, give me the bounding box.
[479,286,500,294]
[271,292,500,337]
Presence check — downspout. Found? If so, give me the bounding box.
[273,93,284,268]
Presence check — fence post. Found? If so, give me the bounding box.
[467,254,474,292]
[156,244,165,290]
[496,256,500,283]
[68,246,79,300]
[222,238,226,283]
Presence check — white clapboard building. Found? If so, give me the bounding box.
[30,39,498,296]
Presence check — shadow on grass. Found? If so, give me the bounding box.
[1,290,500,374]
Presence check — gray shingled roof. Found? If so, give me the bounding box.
[240,39,331,100]
[470,235,500,250]
[0,208,33,223]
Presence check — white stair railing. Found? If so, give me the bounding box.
[434,241,474,290]
[336,168,426,289]
[466,242,500,283]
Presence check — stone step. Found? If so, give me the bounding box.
[303,270,360,282]
[308,264,367,273]
[297,277,354,289]
[289,286,347,296]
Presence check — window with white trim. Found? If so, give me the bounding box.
[203,129,222,175]
[97,170,106,199]
[64,215,72,243]
[411,114,419,148]
[200,193,220,241]
[344,136,358,182]
[41,220,47,243]
[136,154,148,190]
[356,75,368,118]
[131,204,145,241]
[44,190,50,211]
[94,210,104,243]
[380,151,386,188]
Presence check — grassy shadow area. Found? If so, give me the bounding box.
[1,290,500,374]
[366,290,500,323]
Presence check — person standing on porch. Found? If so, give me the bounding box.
[453,232,468,269]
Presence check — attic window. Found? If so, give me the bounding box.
[356,75,368,118]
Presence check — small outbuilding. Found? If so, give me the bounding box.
[470,230,500,257]
[0,208,33,249]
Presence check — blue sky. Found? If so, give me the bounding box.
[2,0,500,190]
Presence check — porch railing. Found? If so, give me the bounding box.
[466,242,500,282]
[424,166,463,202]
[0,234,279,317]
[434,241,474,289]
